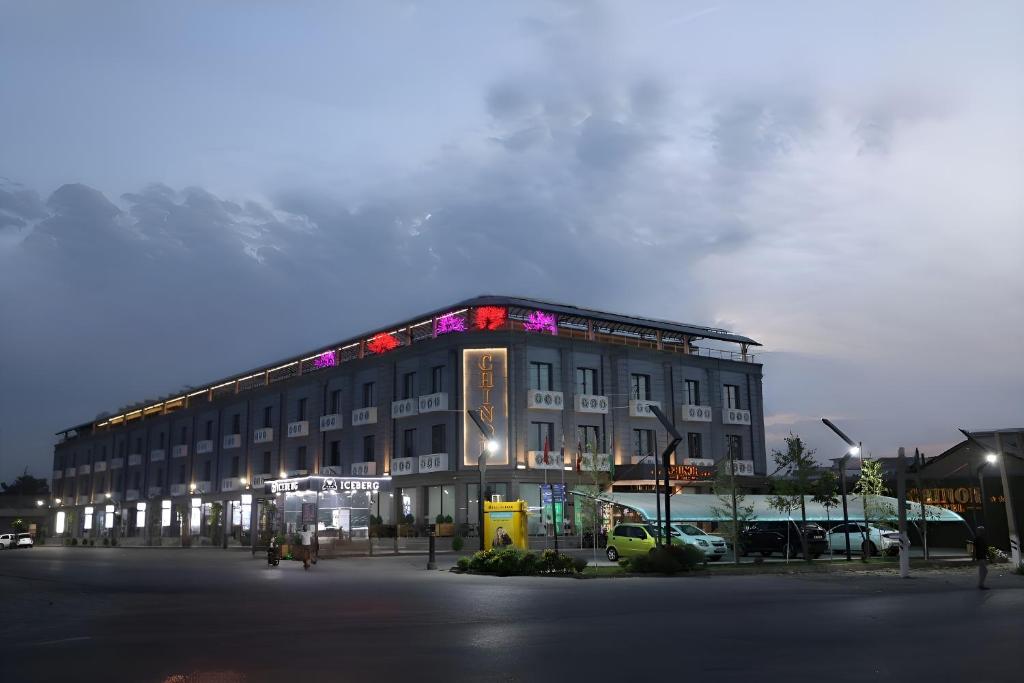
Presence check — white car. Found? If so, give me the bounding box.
[671,523,728,561]
[16,533,34,548]
[826,523,902,556]
[0,533,14,549]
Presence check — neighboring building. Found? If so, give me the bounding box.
[50,295,765,545]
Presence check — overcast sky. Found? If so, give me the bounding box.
[1,1,1022,483]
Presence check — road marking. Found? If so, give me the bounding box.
[25,636,93,647]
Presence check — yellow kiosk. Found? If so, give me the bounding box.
[483,500,528,550]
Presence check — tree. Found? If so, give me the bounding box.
[853,458,892,560]
[577,449,613,550]
[812,470,841,559]
[11,518,27,533]
[0,471,50,496]
[710,464,755,565]
[766,434,818,562]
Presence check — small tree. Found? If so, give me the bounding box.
[853,458,891,560]
[767,434,818,561]
[710,465,755,565]
[0,471,50,496]
[11,518,28,534]
[812,470,841,559]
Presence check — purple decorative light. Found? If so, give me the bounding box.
[523,310,558,335]
[435,312,466,335]
[313,350,337,369]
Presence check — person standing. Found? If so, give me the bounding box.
[299,524,314,570]
[974,526,989,590]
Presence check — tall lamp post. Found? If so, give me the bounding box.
[467,409,500,551]
[959,428,1021,566]
[822,418,867,561]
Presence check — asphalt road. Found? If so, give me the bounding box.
[0,547,1020,683]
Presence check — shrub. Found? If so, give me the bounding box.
[451,536,464,552]
[444,515,453,523]
[987,547,1010,564]
[461,548,584,576]
[71,538,78,546]
[110,537,117,546]
[572,556,588,573]
[626,545,703,574]
[456,558,470,572]
[103,538,110,546]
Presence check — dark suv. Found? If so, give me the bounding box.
[739,521,827,559]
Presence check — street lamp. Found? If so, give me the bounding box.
[960,428,1022,566]
[467,409,499,551]
[822,418,868,561]
[36,500,44,507]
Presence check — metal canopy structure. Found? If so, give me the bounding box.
[573,491,966,524]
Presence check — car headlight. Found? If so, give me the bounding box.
[698,539,708,546]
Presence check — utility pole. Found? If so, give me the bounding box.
[897,447,909,578]
[914,448,928,560]
[729,439,739,566]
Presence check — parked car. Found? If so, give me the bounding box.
[739,521,827,559]
[605,523,684,562]
[0,533,14,549]
[826,523,902,556]
[670,523,728,561]
[16,533,34,548]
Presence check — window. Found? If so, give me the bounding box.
[297,446,307,471]
[529,422,555,451]
[724,385,740,409]
[431,366,444,393]
[362,382,376,408]
[231,414,240,434]
[726,435,743,461]
[630,374,651,400]
[205,420,213,440]
[263,406,273,428]
[180,426,187,445]
[684,380,701,406]
[402,372,416,400]
[231,456,239,478]
[328,442,340,467]
[576,367,598,395]
[363,435,375,462]
[529,362,553,391]
[687,433,703,459]
[297,398,307,421]
[330,389,341,414]
[576,425,601,452]
[262,451,272,474]
[431,424,446,454]
[203,461,211,482]
[403,429,417,459]
[633,429,655,458]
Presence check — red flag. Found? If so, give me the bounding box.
[576,440,583,472]
[542,435,550,465]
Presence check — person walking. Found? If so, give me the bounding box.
[974,526,989,590]
[299,524,314,570]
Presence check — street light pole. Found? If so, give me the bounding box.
[822,419,868,561]
[468,409,499,552]
[838,455,852,561]
[960,428,1022,566]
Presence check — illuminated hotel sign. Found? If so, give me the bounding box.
[267,476,389,495]
[462,348,509,466]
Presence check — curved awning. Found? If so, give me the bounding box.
[572,491,965,524]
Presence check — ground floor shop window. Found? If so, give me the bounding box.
[520,483,543,535]
[426,485,456,524]
[399,487,419,526]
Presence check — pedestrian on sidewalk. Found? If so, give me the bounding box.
[299,524,314,570]
[974,526,989,590]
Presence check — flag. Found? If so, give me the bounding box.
[560,433,565,469]
[542,435,550,465]
[575,440,583,472]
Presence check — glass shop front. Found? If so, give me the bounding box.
[262,475,391,556]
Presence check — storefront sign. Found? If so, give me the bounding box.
[908,486,983,513]
[267,476,389,495]
[575,394,609,414]
[319,414,343,432]
[270,480,300,493]
[418,453,448,474]
[462,348,509,466]
[680,405,712,422]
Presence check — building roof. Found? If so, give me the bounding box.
[58,294,760,435]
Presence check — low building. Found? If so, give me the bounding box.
[50,295,766,547]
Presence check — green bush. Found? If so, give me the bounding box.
[451,535,464,552]
[71,538,78,546]
[64,538,72,546]
[444,515,453,523]
[110,537,118,546]
[103,538,110,546]
[461,548,584,576]
[626,545,703,574]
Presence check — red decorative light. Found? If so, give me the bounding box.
[367,333,399,354]
[474,306,507,330]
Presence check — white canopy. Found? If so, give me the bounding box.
[572,491,965,524]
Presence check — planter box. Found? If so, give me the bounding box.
[435,523,455,537]
[398,524,417,538]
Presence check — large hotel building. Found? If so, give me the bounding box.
[50,296,765,547]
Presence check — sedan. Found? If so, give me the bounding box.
[826,523,902,556]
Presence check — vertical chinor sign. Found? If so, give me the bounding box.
[463,348,509,466]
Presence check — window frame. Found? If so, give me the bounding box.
[630,374,651,400]
[529,362,554,391]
